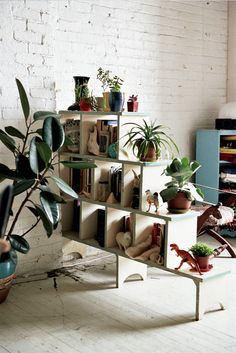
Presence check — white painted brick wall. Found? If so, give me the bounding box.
[0,0,228,276]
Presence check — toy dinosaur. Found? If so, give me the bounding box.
[170,243,202,275]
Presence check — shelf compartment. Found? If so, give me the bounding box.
[106,208,132,248]
[80,201,105,241]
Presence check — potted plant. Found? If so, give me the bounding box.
[97,67,111,112]
[160,157,204,213]
[68,76,90,111]
[0,79,96,302]
[122,119,179,162]
[189,242,214,271]
[75,84,97,112]
[107,73,124,112]
[127,95,139,112]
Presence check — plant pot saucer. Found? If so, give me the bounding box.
[190,264,213,273]
[168,208,190,214]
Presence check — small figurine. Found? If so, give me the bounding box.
[170,243,202,275]
[145,189,159,212]
[87,125,99,156]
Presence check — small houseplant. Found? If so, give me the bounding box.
[160,157,204,213]
[127,95,139,112]
[189,242,214,271]
[122,119,179,162]
[68,76,90,111]
[0,79,96,302]
[75,83,97,112]
[97,67,111,112]
[107,73,124,112]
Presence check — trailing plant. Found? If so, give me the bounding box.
[160,157,204,202]
[189,242,214,257]
[122,119,179,161]
[0,79,96,254]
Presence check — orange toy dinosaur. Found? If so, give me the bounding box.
[170,243,202,275]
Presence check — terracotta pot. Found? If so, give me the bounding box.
[127,101,139,112]
[79,98,92,111]
[139,144,157,162]
[167,192,192,213]
[194,255,212,272]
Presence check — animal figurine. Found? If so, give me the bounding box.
[170,243,202,275]
[116,231,132,251]
[145,189,159,212]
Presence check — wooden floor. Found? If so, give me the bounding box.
[1,236,236,353]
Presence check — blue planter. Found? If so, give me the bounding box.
[109,92,124,112]
[0,250,17,279]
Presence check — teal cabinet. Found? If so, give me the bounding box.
[196,129,236,204]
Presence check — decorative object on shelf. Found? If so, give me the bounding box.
[97,67,124,112]
[189,242,214,272]
[160,157,204,213]
[68,76,90,111]
[145,190,159,212]
[108,143,117,159]
[106,192,118,203]
[97,67,111,112]
[0,79,97,302]
[64,119,80,152]
[170,243,202,275]
[87,125,99,156]
[116,231,132,251]
[127,95,139,112]
[99,131,110,156]
[108,73,124,112]
[122,119,179,162]
[131,169,140,209]
[95,96,104,111]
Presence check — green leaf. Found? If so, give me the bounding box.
[5,126,25,140]
[40,191,60,228]
[26,206,39,218]
[36,141,52,166]
[13,179,35,196]
[33,111,60,121]
[39,186,66,203]
[35,204,53,237]
[16,78,30,122]
[8,234,30,254]
[60,160,97,169]
[160,186,178,202]
[0,163,21,181]
[15,154,36,179]
[50,175,78,199]
[29,136,46,174]
[42,117,65,152]
[0,129,16,153]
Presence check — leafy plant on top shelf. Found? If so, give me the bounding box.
[0,78,96,254]
[189,242,214,257]
[122,119,179,162]
[97,67,111,92]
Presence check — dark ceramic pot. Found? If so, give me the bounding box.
[127,101,139,112]
[109,92,124,112]
[68,76,90,111]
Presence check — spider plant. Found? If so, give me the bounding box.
[122,119,179,161]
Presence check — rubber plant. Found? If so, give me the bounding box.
[0,78,96,254]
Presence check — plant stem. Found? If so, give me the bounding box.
[21,218,40,237]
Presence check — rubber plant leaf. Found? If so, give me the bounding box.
[61,160,97,169]
[34,204,53,237]
[39,186,66,203]
[4,126,25,140]
[26,206,39,218]
[0,163,21,181]
[15,154,36,179]
[33,111,60,121]
[16,78,30,122]
[50,175,78,199]
[0,129,16,153]
[40,191,60,228]
[13,179,35,196]
[36,141,52,166]
[29,136,46,174]
[42,116,65,152]
[8,234,30,254]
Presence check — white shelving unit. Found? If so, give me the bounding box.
[59,111,230,320]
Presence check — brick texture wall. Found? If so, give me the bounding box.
[0,0,228,276]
